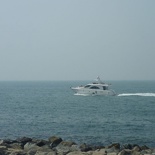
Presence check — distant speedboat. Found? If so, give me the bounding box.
[71,76,116,96]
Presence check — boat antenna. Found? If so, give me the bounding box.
[96,76,104,84]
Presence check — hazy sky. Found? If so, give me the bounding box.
[0,0,155,81]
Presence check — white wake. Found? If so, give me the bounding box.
[74,93,90,96]
[118,93,155,97]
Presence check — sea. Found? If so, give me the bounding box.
[0,80,155,147]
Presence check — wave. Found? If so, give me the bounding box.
[118,93,155,97]
[74,93,90,96]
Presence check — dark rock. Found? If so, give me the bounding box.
[16,137,32,146]
[0,140,10,148]
[48,136,62,148]
[0,139,17,145]
[140,145,149,150]
[32,138,48,147]
[79,143,93,152]
[122,144,133,150]
[27,149,37,155]
[108,143,120,150]
[36,141,46,147]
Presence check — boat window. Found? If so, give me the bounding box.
[90,86,100,89]
[103,86,108,90]
[84,85,91,88]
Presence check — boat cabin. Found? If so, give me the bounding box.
[84,84,109,90]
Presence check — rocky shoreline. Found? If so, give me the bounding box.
[0,136,155,155]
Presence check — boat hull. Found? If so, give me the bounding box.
[71,87,116,96]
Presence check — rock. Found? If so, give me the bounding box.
[0,139,17,145]
[140,148,152,154]
[106,146,120,153]
[35,151,56,155]
[0,145,7,150]
[92,148,107,155]
[9,142,23,150]
[48,136,62,148]
[108,143,120,150]
[122,144,133,150]
[56,143,80,155]
[0,145,7,155]
[60,141,76,147]
[56,147,71,155]
[152,149,155,154]
[80,143,93,152]
[24,142,40,151]
[0,140,3,145]
[131,150,140,155]
[67,151,91,155]
[140,145,149,150]
[16,137,32,146]
[40,144,53,151]
[91,146,105,151]
[36,141,47,147]
[27,149,37,155]
[118,149,132,155]
[1,136,155,155]
[107,153,117,155]
[32,138,48,147]
[132,146,141,152]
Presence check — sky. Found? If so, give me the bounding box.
[0,0,155,81]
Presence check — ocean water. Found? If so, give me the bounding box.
[0,81,155,147]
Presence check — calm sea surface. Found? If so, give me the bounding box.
[0,81,155,147]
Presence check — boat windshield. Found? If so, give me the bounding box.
[84,85,91,88]
[90,86,100,89]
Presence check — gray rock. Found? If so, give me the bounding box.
[91,148,107,155]
[24,142,40,151]
[56,143,80,155]
[106,146,120,153]
[10,143,23,150]
[60,141,76,147]
[131,150,141,155]
[0,146,7,155]
[122,144,133,150]
[140,145,150,150]
[132,146,141,152]
[27,149,37,155]
[118,149,132,155]
[48,136,62,148]
[35,150,56,155]
[80,143,93,152]
[107,153,117,155]
[5,148,26,155]
[152,149,155,153]
[0,145,7,150]
[67,151,91,155]
[140,149,152,154]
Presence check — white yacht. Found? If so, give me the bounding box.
[71,76,116,96]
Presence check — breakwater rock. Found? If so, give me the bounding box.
[0,136,155,155]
